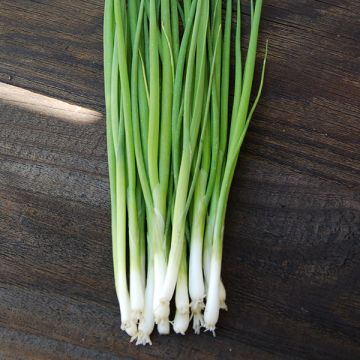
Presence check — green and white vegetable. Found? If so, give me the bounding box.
[103,0,267,344]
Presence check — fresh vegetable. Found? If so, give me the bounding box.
[103,0,267,344]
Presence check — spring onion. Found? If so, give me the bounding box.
[103,0,267,344]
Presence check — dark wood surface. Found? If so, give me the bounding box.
[1,1,360,359]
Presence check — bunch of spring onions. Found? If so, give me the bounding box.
[103,0,267,345]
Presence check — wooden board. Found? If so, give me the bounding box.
[1,1,360,359]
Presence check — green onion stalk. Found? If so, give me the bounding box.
[114,0,146,327]
[204,0,268,332]
[188,0,229,333]
[158,0,209,327]
[104,0,137,338]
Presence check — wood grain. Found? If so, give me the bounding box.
[0,1,360,359]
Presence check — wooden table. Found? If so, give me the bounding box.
[1,1,359,359]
